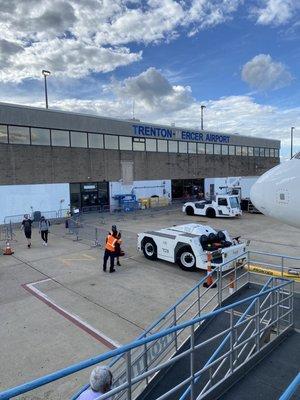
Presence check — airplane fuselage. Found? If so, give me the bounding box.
[250,154,300,228]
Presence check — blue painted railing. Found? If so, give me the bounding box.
[0,279,291,400]
[179,277,273,400]
[279,372,300,400]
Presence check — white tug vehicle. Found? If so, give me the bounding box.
[137,223,247,271]
[183,195,242,218]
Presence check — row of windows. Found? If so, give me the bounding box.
[0,124,279,157]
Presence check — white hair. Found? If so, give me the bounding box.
[90,366,112,392]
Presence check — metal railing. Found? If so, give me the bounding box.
[0,272,293,400]
[0,222,16,242]
[279,372,300,400]
[3,209,70,225]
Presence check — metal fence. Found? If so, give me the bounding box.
[0,222,16,242]
[3,209,70,225]
[0,250,297,400]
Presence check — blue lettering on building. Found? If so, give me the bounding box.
[181,130,230,143]
[133,124,173,139]
[133,124,230,143]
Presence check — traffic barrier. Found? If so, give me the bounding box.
[248,263,300,282]
[203,252,217,288]
[3,241,14,255]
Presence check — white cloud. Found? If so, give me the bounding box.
[108,67,193,111]
[241,54,293,91]
[251,0,299,26]
[0,0,244,83]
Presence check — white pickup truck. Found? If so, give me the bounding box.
[183,195,242,218]
[137,223,247,271]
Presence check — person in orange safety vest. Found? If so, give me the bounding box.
[103,226,122,273]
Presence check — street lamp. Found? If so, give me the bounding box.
[291,127,295,159]
[201,105,206,130]
[42,70,51,109]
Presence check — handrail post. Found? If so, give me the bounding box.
[229,308,234,373]
[190,324,195,400]
[247,251,250,284]
[197,285,201,318]
[217,268,222,306]
[173,307,178,351]
[281,256,284,278]
[126,351,132,400]
[255,297,260,352]
[143,343,149,385]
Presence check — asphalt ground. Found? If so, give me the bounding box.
[0,209,300,399]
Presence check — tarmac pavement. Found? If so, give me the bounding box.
[0,209,300,398]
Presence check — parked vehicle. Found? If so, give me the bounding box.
[137,223,247,271]
[182,195,242,218]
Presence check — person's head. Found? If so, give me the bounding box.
[111,225,117,234]
[90,366,113,393]
[41,216,45,221]
[24,214,28,220]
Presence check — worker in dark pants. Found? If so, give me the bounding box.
[111,225,122,266]
[103,229,121,273]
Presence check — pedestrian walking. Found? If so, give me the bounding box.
[21,214,33,248]
[39,216,50,246]
[103,226,122,273]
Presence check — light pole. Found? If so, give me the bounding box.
[201,105,206,130]
[42,70,51,109]
[291,127,295,159]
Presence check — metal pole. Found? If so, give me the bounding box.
[190,324,195,400]
[291,127,294,159]
[201,105,206,130]
[126,351,132,400]
[44,74,48,109]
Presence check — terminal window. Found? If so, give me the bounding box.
[105,134,118,150]
[133,137,145,151]
[0,124,8,143]
[236,146,242,156]
[179,141,188,153]
[31,128,50,146]
[254,147,260,157]
[228,145,235,155]
[265,148,270,157]
[119,136,132,151]
[157,139,168,152]
[51,129,70,147]
[221,145,228,155]
[168,140,178,153]
[214,144,221,154]
[197,143,205,154]
[8,126,30,144]
[206,143,213,154]
[188,142,197,154]
[89,133,104,148]
[270,148,275,157]
[248,147,254,156]
[259,148,265,157]
[71,131,87,148]
[146,138,157,152]
[242,146,248,156]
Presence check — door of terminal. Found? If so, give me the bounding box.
[81,191,99,207]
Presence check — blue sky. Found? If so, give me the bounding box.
[0,0,299,158]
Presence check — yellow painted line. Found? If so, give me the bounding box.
[59,253,97,267]
[248,264,300,282]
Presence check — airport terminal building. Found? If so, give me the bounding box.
[0,102,280,222]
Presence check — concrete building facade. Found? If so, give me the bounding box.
[0,102,280,220]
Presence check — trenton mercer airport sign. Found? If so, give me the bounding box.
[132,124,231,143]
